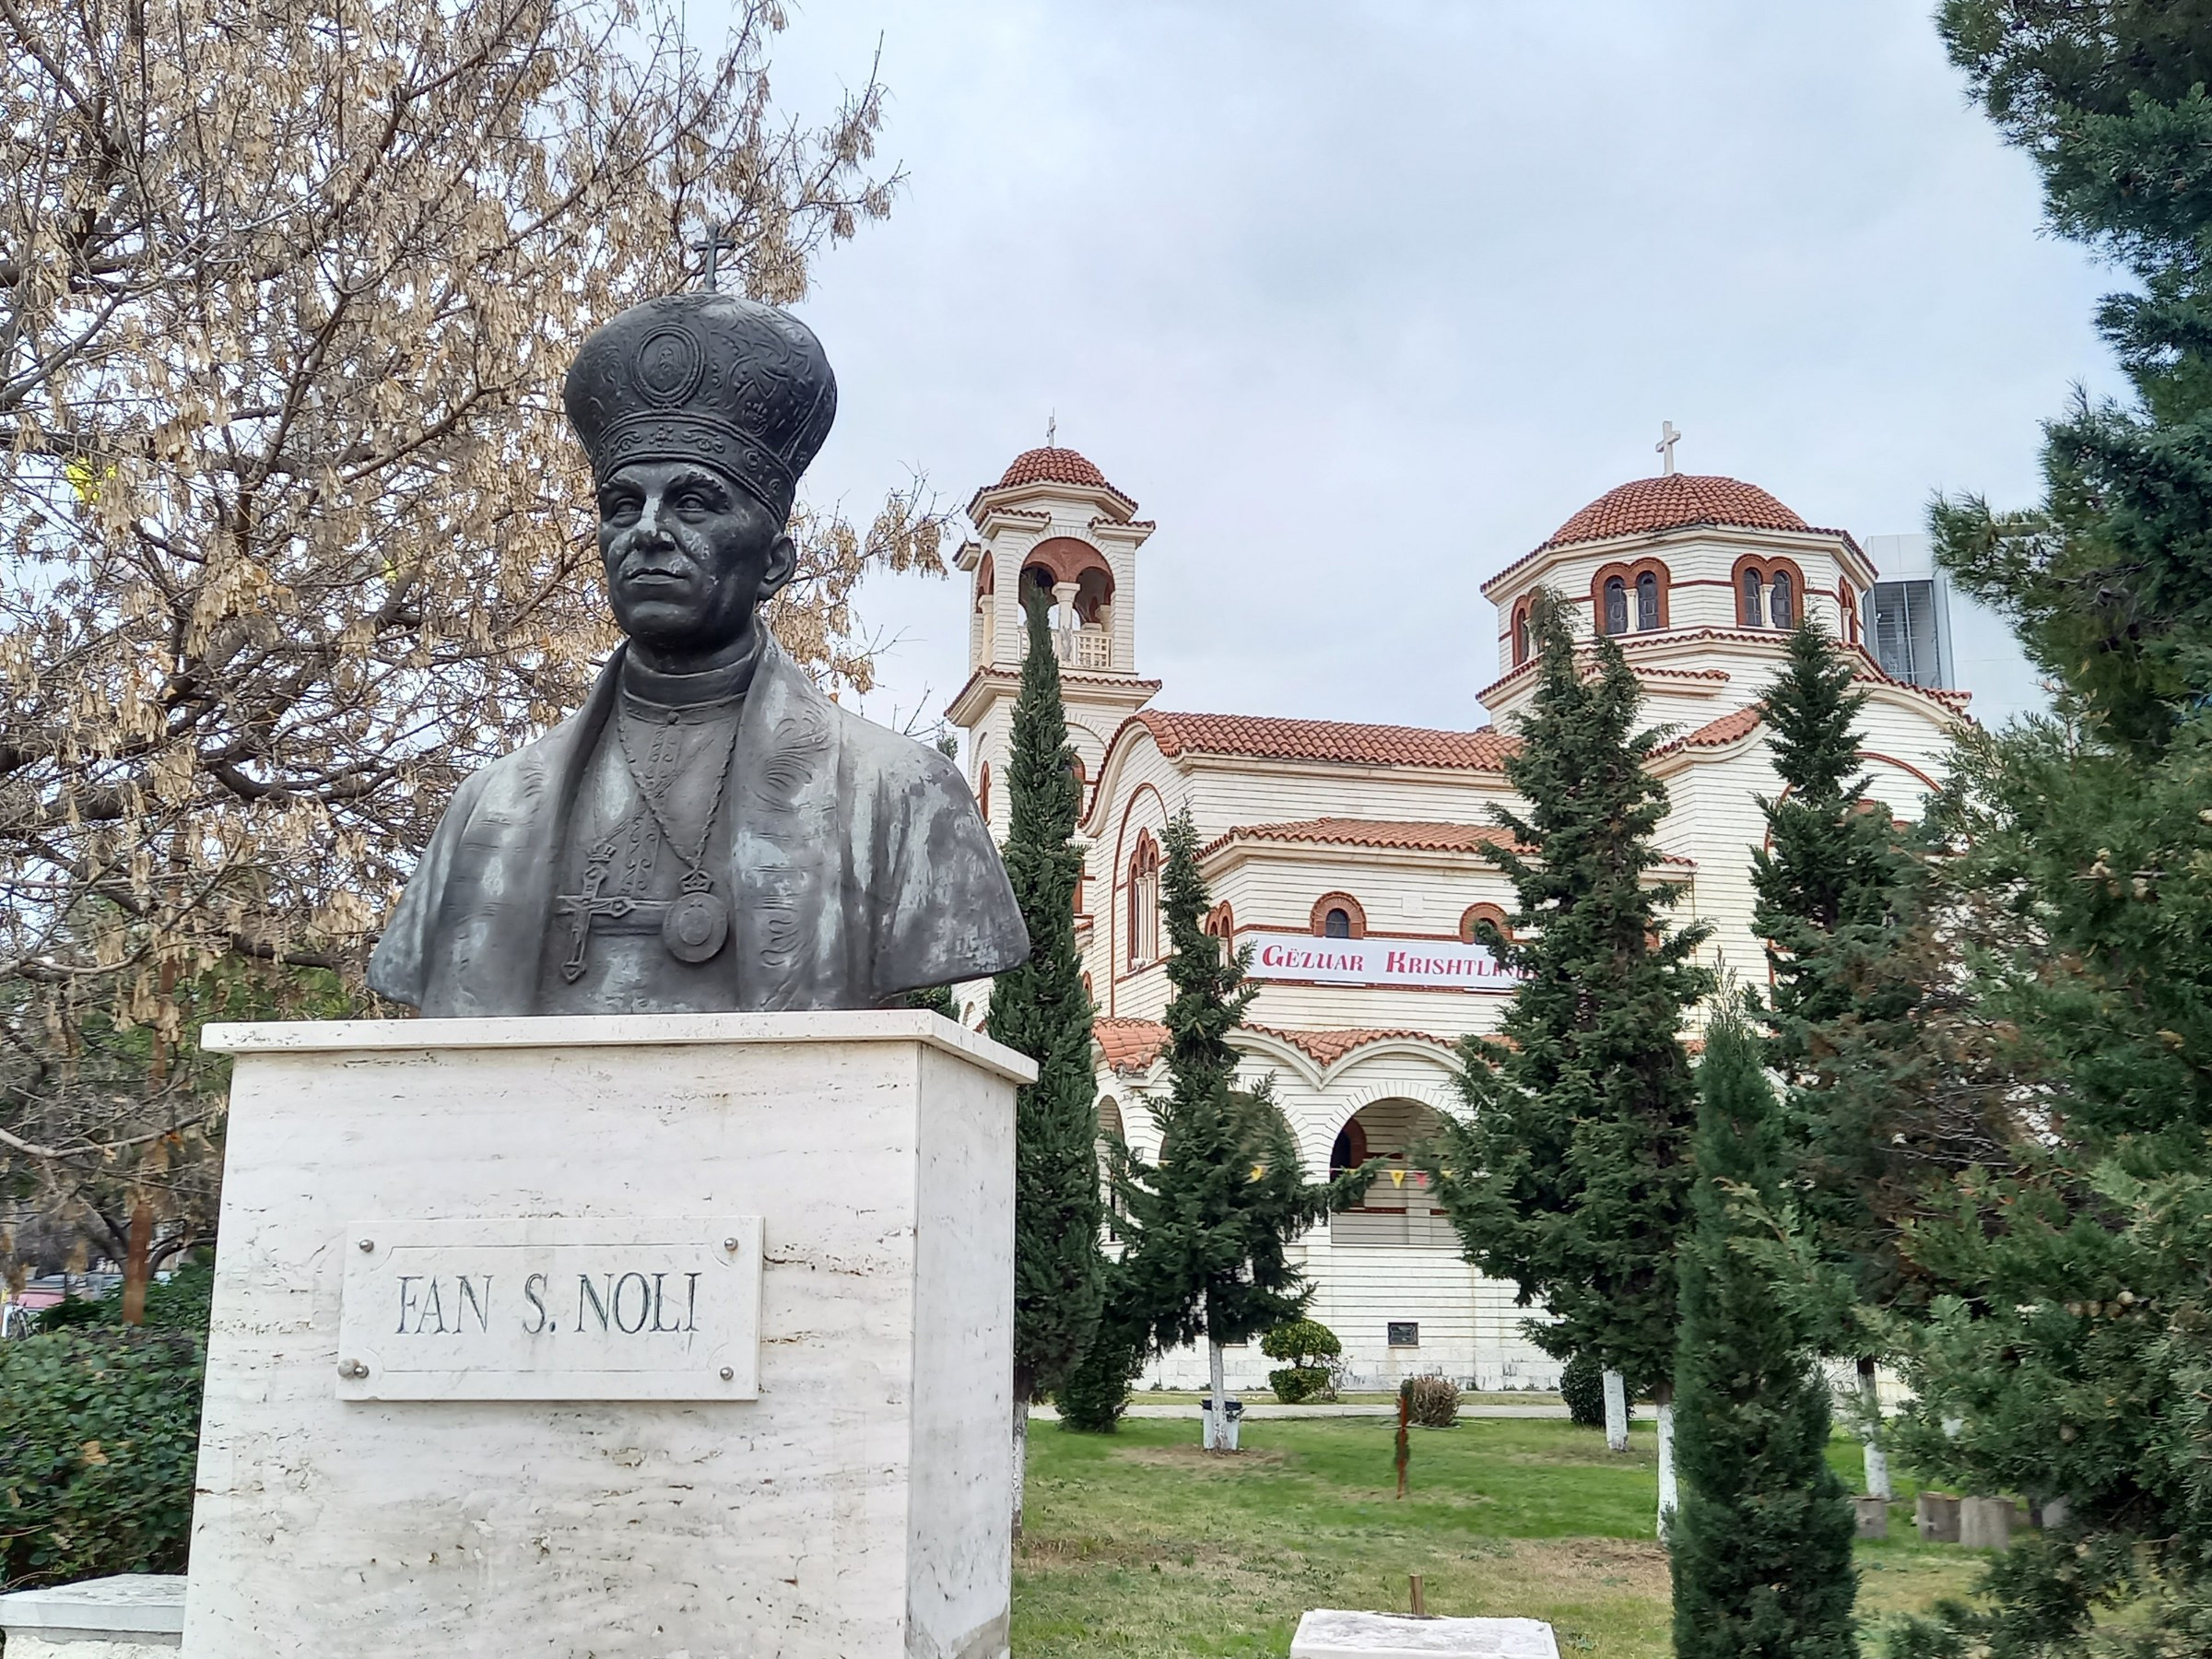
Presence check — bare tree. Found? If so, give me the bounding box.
[0,0,941,1297]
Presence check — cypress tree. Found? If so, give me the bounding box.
[985,588,1103,1519]
[1115,809,1373,1448]
[1430,593,1712,1523]
[1669,1012,1858,1659]
[1751,621,1905,1070]
[1748,620,1917,1496]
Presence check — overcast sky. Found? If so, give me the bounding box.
[737,1,2122,738]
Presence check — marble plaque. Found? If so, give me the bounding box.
[335,1216,762,1401]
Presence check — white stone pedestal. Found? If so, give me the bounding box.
[186,1012,1032,1659]
[1290,1609,1560,1657]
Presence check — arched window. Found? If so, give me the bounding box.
[1126,833,1160,970]
[1734,557,1806,629]
[1636,570,1661,631]
[1603,575,1629,637]
[1310,892,1368,937]
[1203,902,1235,939]
[1839,580,1858,644]
[1512,603,1532,666]
[977,761,992,820]
[1460,902,1512,945]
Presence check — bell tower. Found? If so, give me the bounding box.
[945,445,1162,841]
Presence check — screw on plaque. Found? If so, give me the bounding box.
[338,1359,370,1380]
[357,1238,374,1252]
[723,1237,739,1252]
[721,1367,735,1381]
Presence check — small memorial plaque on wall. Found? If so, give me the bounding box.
[335,1217,763,1402]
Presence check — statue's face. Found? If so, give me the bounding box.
[596,460,794,658]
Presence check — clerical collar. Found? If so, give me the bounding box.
[619,642,759,709]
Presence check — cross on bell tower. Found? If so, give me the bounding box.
[1656,420,1682,476]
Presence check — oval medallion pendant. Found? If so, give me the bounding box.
[663,889,730,964]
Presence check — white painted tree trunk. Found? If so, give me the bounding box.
[1602,1369,1630,1453]
[1655,1399,1677,1536]
[1206,1338,1230,1452]
[1011,1394,1029,1539]
[1856,1358,1892,1501]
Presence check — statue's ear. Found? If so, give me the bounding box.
[758,532,797,600]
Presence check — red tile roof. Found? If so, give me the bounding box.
[1135,712,1516,771]
[1096,1018,1170,1075]
[1660,707,1763,754]
[1091,1019,1454,1076]
[1481,475,1856,597]
[1547,474,1809,548]
[1212,815,1694,869]
[973,446,1137,515]
[1206,818,1521,856]
[1256,1025,1456,1065]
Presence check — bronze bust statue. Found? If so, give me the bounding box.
[368,293,1029,1017]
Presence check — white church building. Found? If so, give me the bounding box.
[945,446,1967,1394]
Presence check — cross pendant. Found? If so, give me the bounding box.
[554,846,623,983]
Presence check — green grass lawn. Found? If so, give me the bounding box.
[1014,1416,1988,1656]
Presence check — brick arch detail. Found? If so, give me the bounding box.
[1731,552,1808,627]
[1310,890,1368,938]
[1590,556,1672,634]
[1021,535,1113,587]
[1308,1085,1463,1182]
[1511,597,1535,665]
[1460,901,1512,944]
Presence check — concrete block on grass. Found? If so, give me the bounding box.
[1960,1496,2014,1551]
[1291,1608,1559,1657]
[1854,1495,1889,1540]
[1915,1491,1961,1543]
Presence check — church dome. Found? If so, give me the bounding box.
[973,444,1137,518]
[997,445,1113,491]
[1543,473,1808,550]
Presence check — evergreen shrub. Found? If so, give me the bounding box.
[1262,1318,1341,1403]
[1559,1350,1606,1428]
[0,1329,206,1589]
[1399,1374,1460,1428]
[1055,1316,1146,1433]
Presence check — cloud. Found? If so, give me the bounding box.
[746,0,2118,733]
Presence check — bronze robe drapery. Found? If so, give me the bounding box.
[367,642,1029,1016]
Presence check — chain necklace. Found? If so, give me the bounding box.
[612,701,740,965]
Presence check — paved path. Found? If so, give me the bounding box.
[1030,1401,1659,1421]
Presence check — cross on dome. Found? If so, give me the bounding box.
[1656,420,1681,476]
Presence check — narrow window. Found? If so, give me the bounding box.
[1769,570,1794,629]
[1324,907,1352,939]
[1512,605,1531,666]
[1739,568,1765,629]
[1636,570,1660,630]
[1127,837,1160,970]
[1603,575,1628,636]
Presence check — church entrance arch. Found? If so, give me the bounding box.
[1329,1099,1453,1249]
